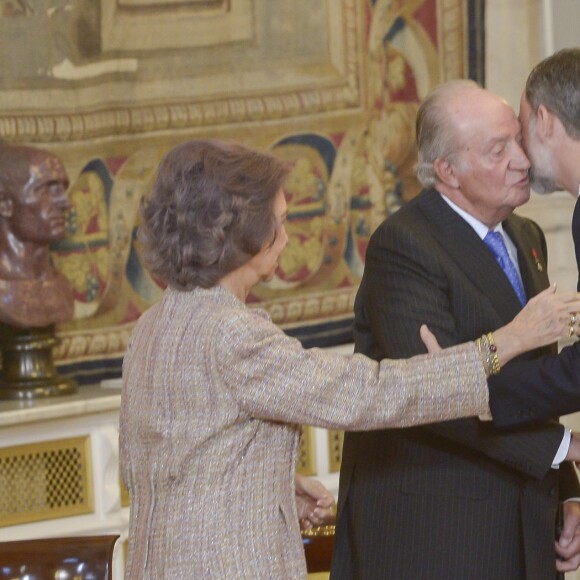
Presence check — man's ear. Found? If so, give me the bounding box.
[537,103,569,144]
[535,104,556,139]
[0,192,13,218]
[433,157,460,189]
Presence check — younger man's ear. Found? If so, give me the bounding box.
[537,104,569,143]
[433,158,460,189]
[535,104,556,139]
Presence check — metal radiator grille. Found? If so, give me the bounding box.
[0,436,93,527]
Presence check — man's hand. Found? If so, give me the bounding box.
[420,324,442,353]
[295,473,336,530]
[556,500,580,573]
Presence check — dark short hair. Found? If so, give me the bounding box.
[139,139,290,290]
[525,48,580,140]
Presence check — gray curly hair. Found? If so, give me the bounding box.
[139,139,290,290]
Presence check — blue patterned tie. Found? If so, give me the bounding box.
[483,231,527,306]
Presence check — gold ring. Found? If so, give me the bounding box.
[571,313,577,326]
[570,325,575,338]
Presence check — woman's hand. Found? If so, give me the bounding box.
[295,473,336,530]
[420,324,442,353]
[419,285,580,368]
[493,284,580,366]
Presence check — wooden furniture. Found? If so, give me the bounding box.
[0,534,119,580]
[0,384,127,578]
[302,524,336,573]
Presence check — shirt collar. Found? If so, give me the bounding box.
[439,192,506,240]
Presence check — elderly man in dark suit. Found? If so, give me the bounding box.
[331,80,580,580]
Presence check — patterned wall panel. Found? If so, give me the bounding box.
[0,0,480,382]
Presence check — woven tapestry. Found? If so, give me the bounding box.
[0,0,483,382]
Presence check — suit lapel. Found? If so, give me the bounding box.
[503,215,550,299]
[416,191,532,324]
[503,215,554,357]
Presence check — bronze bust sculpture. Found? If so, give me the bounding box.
[0,145,74,327]
[0,145,76,399]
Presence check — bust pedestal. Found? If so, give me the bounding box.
[0,323,77,400]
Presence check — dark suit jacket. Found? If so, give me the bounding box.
[489,197,580,426]
[331,190,580,580]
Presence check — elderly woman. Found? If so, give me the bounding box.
[120,139,578,579]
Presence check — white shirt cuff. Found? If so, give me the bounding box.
[552,428,572,469]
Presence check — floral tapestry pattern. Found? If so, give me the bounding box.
[0,0,478,381]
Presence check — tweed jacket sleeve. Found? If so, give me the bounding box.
[213,304,490,430]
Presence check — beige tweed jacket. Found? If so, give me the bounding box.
[119,286,488,579]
